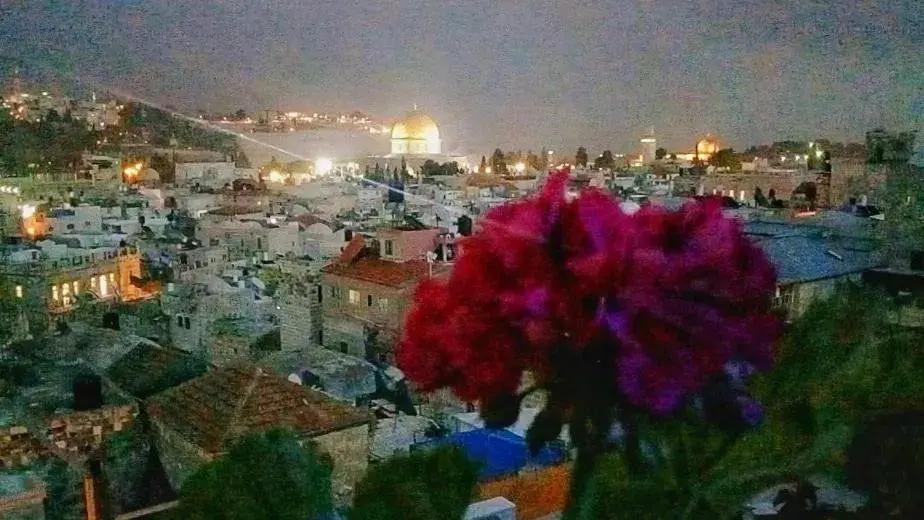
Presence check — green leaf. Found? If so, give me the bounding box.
[578,452,681,520]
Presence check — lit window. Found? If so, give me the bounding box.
[109,273,115,284]
[90,276,97,288]
[99,275,109,296]
[348,290,360,305]
[15,285,22,298]
[62,283,71,297]
[378,298,389,312]
[72,281,79,295]
[52,285,59,301]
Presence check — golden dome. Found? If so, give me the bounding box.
[391,111,440,142]
[696,135,719,156]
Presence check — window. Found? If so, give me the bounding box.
[348,290,360,305]
[52,285,59,301]
[339,342,348,354]
[384,240,394,256]
[317,285,323,304]
[184,317,191,329]
[378,298,389,312]
[62,283,71,297]
[90,276,97,289]
[177,315,183,327]
[367,294,373,307]
[257,238,263,250]
[72,281,79,295]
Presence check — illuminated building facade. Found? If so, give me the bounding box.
[0,244,151,330]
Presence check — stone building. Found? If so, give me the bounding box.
[146,364,372,504]
[160,276,276,358]
[275,270,323,350]
[745,221,883,320]
[0,242,151,335]
[204,316,280,367]
[196,217,302,261]
[319,234,449,362]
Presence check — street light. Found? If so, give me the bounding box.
[315,157,334,176]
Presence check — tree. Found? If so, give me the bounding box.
[594,150,616,171]
[708,148,741,170]
[490,148,507,174]
[655,147,667,160]
[350,446,478,520]
[175,429,334,520]
[846,412,924,517]
[575,147,589,168]
[41,458,85,520]
[234,109,247,120]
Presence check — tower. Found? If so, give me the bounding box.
[6,66,22,101]
[640,127,657,164]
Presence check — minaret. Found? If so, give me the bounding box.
[640,127,657,164]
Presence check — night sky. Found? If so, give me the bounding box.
[2,0,923,153]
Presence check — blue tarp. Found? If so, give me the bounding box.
[413,428,567,481]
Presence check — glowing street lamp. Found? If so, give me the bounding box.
[815,149,824,159]
[315,157,334,176]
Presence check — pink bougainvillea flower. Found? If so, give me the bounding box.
[397,170,780,417]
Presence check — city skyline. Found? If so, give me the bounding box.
[1,1,923,153]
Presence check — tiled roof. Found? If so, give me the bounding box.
[321,257,433,288]
[338,235,366,264]
[146,364,370,453]
[105,344,209,399]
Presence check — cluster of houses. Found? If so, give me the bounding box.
[0,130,922,519]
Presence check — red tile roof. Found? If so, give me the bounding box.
[146,364,371,453]
[338,235,366,264]
[321,257,434,288]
